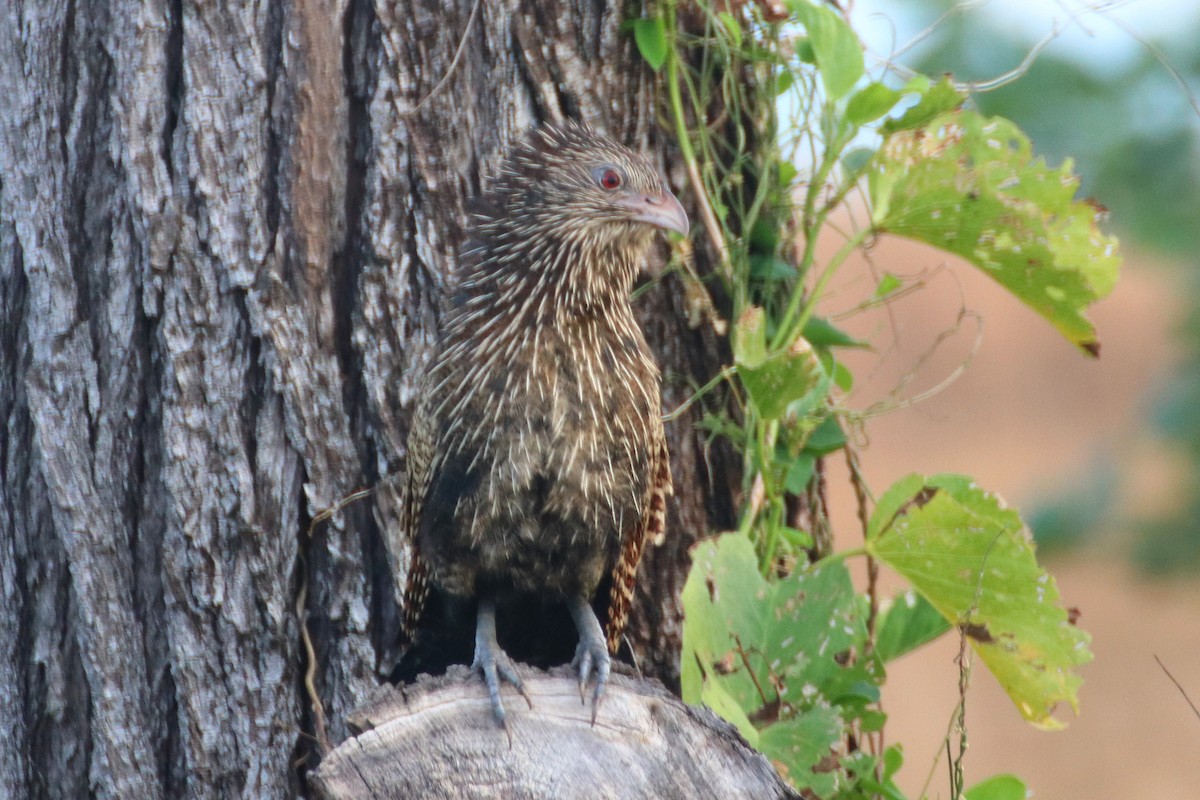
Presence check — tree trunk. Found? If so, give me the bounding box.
[0,0,739,797]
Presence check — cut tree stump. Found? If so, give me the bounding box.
[311,665,798,799]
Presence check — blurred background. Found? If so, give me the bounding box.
[819,1,1200,796]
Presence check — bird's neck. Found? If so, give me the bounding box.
[460,230,644,324]
[436,232,652,411]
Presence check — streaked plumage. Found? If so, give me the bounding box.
[397,121,683,724]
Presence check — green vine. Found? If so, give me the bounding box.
[635,2,1119,798]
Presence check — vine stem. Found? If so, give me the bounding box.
[400,0,483,116]
[772,224,871,351]
[665,1,731,279]
[296,564,331,755]
[844,443,884,767]
[661,365,736,422]
[817,546,868,565]
[843,445,878,650]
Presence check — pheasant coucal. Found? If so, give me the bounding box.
[396,121,686,726]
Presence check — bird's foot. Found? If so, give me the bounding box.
[472,597,532,731]
[567,595,611,725]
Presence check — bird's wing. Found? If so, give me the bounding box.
[398,396,437,648]
[605,425,673,653]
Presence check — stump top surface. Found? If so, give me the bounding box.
[311,665,798,800]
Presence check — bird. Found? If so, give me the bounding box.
[395,121,685,727]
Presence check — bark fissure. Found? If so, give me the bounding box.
[1,222,34,798]
[162,0,183,178]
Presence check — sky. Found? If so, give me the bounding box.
[849,0,1200,77]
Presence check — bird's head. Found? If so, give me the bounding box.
[476,121,689,253]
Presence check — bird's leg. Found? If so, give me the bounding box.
[471,595,531,729]
[567,595,611,725]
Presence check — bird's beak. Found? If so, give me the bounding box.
[619,190,690,236]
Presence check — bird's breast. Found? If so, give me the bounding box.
[426,317,660,597]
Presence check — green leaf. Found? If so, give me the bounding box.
[788,1,864,99]
[682,533,877,792]
[683,534,875,708]
[831,359,853,392]
[964,774,1028,800]
[870,110,1120,354]
[716,11,742,48]
[749,254,797,280]
[845,746,910,799]
[803,414,845,456]
[901,74,931,94]
[882,744,904,780]
[880,76,966,135]
[732,306,769,368]
[633,17,668,71]
[783,453,815,494]
[748,217,781,250]
[775,69,795,96]
[841,146,875,178]
[875,590,952,662]
[778,160,798,187]
[777,524,813,551]
[858,708,887,732]
[846,81,903,125]
[735,312,832,420]
[866,473,927,539]
[729,314,854,424]
[757,708,845,795]
[874,271,903,298]
[802,315,868,348]
[792,37,815,65]
[866,475,1093,728]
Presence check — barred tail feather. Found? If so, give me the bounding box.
[399,547,430,649]
[605,437,671,653]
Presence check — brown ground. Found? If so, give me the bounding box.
[812,234,1200,798]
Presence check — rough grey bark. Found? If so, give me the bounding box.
[311,667,799,800]
[0,0,739,797]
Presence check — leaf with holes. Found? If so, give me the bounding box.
[758,707,846,796]
[682,533,879,792]
[869,110,1120,355]
[866,474,1092,729]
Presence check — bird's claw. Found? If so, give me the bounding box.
[473,597,532,732]
[571,636,611,724]
[567,594,612,725]
[472,644,531,730]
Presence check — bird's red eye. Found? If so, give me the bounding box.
[598,168,622,190]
